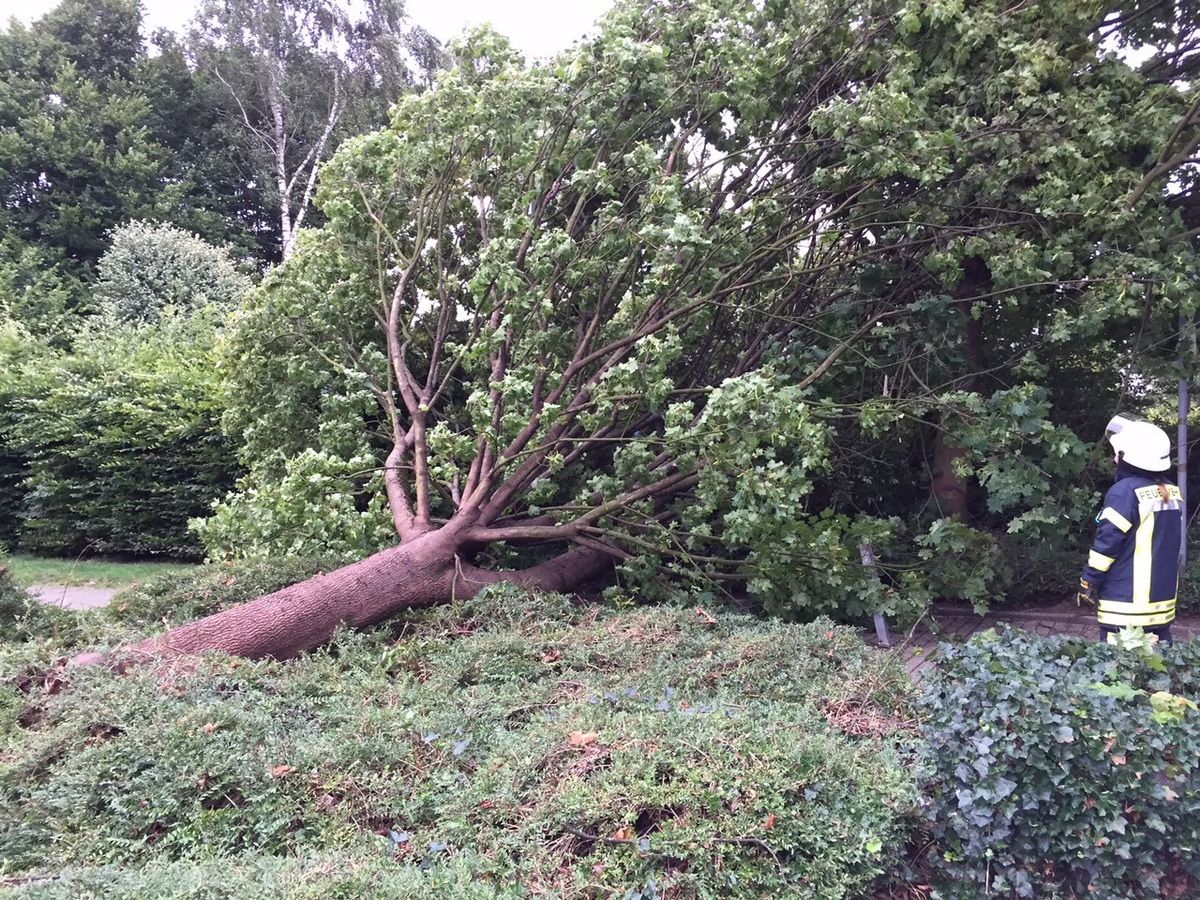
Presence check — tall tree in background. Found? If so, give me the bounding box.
[136,29,283,264]
[0,0,274,328]
[0,0,168,324]
[189,0,443,261]
[0,0,439,324]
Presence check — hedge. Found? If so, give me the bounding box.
[11,314,238,559]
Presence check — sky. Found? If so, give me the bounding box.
[1,0,616,61]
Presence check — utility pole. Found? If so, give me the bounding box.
[1182,310,1196,570]
[1181,375,1189,568]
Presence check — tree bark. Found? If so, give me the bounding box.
[930,255,990,520]
[931,427,969,518]
[125,528,614,661]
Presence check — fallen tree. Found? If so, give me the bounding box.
[135,0,1196,660]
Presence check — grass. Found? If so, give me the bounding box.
[6,553,199,590]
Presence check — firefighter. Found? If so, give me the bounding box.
[1078,415,1183,644]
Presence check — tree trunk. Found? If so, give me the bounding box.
[930,255,990,520]
[931,428,969,518]
[125,528,613,661]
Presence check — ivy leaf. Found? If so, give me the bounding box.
[1053,725,1075,744]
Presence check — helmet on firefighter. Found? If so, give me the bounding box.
[1105,415,1172,472]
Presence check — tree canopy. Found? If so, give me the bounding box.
[172,0,1200,661]
[189,0,444,260]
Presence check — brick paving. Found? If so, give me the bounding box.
[876,601,1200,679]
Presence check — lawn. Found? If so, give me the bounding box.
[5,553,199,590]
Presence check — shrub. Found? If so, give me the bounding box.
[0,591,922,898]
[11,309,238,559]
[94,221,252,325]
[0,548,77,643]
[0,315,40,548]
[919,627,1200,898]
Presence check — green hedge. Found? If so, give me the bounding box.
[919,628,1200,898]
[11,315,238,560]
[0,589,922,899]
[0,319,34,548]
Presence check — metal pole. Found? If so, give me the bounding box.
[859,541,891,648]
[1182,308,1195,572]
[1181,375,1189,570]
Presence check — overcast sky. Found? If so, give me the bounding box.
[1,0,616,60]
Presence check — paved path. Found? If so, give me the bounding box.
[29,584,120,610]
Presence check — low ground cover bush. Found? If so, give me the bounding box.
[919,627,1200,898]
[0,582,921,899]
[0,549,76,644]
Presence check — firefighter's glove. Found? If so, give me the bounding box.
[1076,577,1096,608]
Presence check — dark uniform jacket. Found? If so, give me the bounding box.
[1081,463,1182,629]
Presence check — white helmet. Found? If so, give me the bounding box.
[1106,415,1172,472]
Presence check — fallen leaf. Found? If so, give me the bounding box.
[763,813,776,830]
[270,765,294,778]
[612,826,633,841]
[541,650,562,663]
[202,722,216,735]
[569,731,598,748]
[1112,755,1127,765]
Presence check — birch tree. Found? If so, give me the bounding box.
[189,0,443,261]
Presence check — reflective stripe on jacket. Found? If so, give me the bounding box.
[1081,475,1182,628]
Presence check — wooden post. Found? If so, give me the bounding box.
[1181,309,1195,571]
